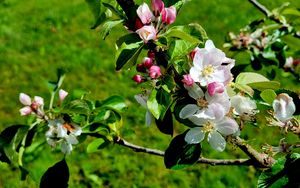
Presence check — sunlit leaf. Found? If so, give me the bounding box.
[87,138,109,153]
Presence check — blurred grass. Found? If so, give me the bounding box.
[0,0,299,187]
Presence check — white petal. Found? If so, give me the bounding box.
[184,127,205,144]
[189,67,201,83]
[188,115,208,126]
[61,141,72,154]
[57,125,68,138]
[231,95,257,115]
[72,125,82,136]
[179,104,199,119]
[134,94,147,108]
[206,103,226,120]
[19,93,31,106]
[215,117,239,136]
[66,135,79,145]
[19,106,32,116]
[273,93,296,122]
[205,40,215,51]
[59,89,68,102]
[186,83,204,100]
[34,96,44,106]
[145,111,152,126]
[207,131,226,152]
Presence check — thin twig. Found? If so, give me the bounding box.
[248,0,271,17]
[115,138,256,166]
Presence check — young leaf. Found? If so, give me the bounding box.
[102,2,126,19]
[236,72,269,85]
[100,20,124,40]
[247,81,280,91]
[164,131,201,169]
[40,159,69,188]
[115,41,144,70]
[260,89,277,105]
[100,95,127,112]
[168,39,198,61]
[87,138,110,153]
[147,88,172,120]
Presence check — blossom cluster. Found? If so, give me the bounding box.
[19,89,82,154]
[132,54,162,83]
[135,0,176,43]
[179,40,242,151]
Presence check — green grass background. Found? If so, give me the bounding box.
[0,0,299,187]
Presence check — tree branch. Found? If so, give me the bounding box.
[229,136,275,168]
[114,138,257,166]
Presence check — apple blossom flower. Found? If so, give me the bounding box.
[142,57,153,69]
[46,118,82,154]
[231,94,257,116]
[136,25,157,43]
[190,40,235,86]
[182,74,194,87]
[207,82,225,96]
[272,93,296,122]
[149,65,161,79]
[162,6,176,25]
[135,93,153,126]
[132,74,144,83]
[179,83,230,122]
[151,0,164,16]
[137,3,154,25]
[19,93,44,117]
[59,89,68,102]
[184,117,239,152]
[284,57,293,69]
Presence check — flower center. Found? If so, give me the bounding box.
[63,123,75,134]
[197,98,208,108]
[202,65,214,77]
[202,121,214,133]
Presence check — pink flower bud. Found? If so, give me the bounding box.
[133,74,144,83]
[20,106,32,116]
[137,3,154,24]
[136,25,157,43]
[162,6,176,25]
[151,0,164,16]
[33,96,44,106]
[19,93,31,106]
[143,57,153,69]
[190,47,200,60]
[182,74,194,87]
[149,65,161,79]
[147,50,155,59]
[59,89,68,102]
[207,82,225,96]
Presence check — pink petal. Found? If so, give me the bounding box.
[19,93,31,106]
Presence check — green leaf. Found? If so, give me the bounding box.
[236,72,269,85]
[164,27,200,44]
[65,99,91,115]
[87,138,109,153]
[248,81,280,91]
[115,41,144,70]
[234,83,254,96]
[164,131,201,169]
[100,95,127,112]
[258,153,300,188]
[147,88,172,120]
[116,33,141,48]
[155,109,173,136]
[282,8,300,17]
[102,2,126,19]
[40,159,69,188]
[100,20,123,40]
[91,12,107,29]
[85,0,101,20]
[168,39,198,61]
[165,24,207,42]
[260,89,277,105]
